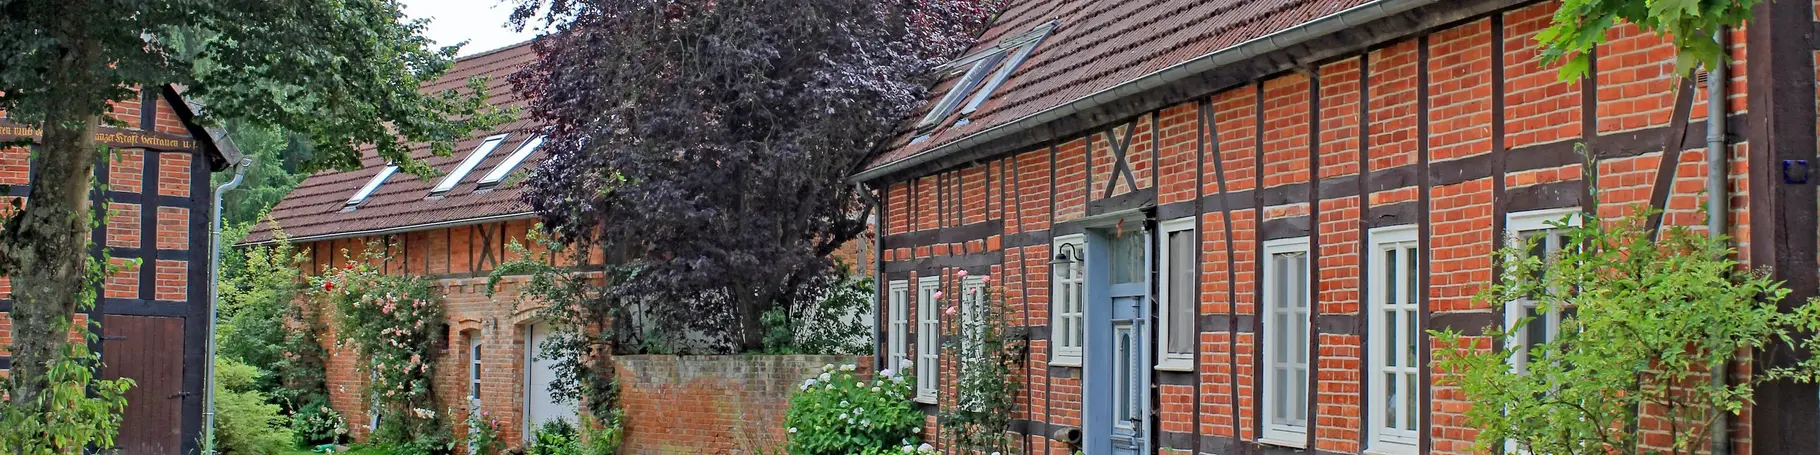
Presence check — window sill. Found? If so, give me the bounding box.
[1050,357,1082,368]
[1153,358,1193,372]
[1364,443,1418,455]
[1257,437,1307,450]
[914,395,936,405]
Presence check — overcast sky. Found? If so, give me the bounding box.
[400,0,540,56]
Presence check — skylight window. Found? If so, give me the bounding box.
[915,53,1003,132]
[477,135,545,191]
[428,133,509,198]
[916,21,1057,132]
[344,163,399,211]
[961,23,1053,116]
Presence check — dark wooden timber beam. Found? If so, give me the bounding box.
[1747,0,1820,451]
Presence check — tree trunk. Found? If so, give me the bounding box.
[2,33,105,410]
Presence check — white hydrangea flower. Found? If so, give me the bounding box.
[840,364,857,372]
[819,372,833,382]
[918,443,936,453]
[788,427,798,434]
[822,363,835,372]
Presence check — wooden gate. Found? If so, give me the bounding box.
[101,315,186,454]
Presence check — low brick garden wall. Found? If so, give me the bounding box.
[616,354,872,455]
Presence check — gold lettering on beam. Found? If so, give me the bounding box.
[0,121,196,151]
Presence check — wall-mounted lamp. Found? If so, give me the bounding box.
[1051,242,1081,266]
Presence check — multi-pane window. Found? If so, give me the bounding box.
[1051,234,1085,366]
[915,276,941,403]
[1157,218,1197,370]
[469,337,483,409]
[1505,209,1580,373]
[1261,237,1311,445]
[1368,227,1420,453]
[477,135,547,190]
[887,280,910,372]
[958,275,986,411]
[428,133,509,197]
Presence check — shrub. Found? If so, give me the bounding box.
[784,363,923,455]
[464,409,505,455]
[762,260,874,355]
[291,399,347,447]
[525,420,582,455]
[1433,208,1820,454]
[213,358,295,454]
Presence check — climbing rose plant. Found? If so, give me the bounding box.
[940,272,1024,455]
[314,250,452,454]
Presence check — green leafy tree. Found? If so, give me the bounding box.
[1433,208,1820,454]
[0,0,506,432]
[213,121,313,227]
[1540,0,1757,80]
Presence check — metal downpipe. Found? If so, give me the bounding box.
[1705,29,1730,455]
[205,158,252,455]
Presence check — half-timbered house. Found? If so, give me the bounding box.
[857,0,1820,454]
[0,86,239,454]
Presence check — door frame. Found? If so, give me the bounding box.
[1079,216,1155,455]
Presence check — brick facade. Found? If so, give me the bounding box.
[865,3,1802,454]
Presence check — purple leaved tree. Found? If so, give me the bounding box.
[506,0,1000,352]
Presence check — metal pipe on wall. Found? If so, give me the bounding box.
[1705,28,1732,455]
[205,158,251,455]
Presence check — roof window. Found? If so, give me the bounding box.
[428,133,510,198]
[916,21,1057,132]
[477,135,545,191]
[344,163,399,211]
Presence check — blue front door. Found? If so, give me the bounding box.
[1085,227,1150,455]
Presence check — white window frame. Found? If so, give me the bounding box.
[1260,237,1312,447]
[1156,217,1197,371]
[478,135,546,190]
[344,164,399,210]
[915,276,941,403]
[468,336,484,409]
[887,280,910,373]
[1504,209,1581,374]
[958,275,987,411]
[1367,226,1421,454]
[1050,234,1086,367]
[429,134,509,197]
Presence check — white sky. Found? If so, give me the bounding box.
[400,0,541,56]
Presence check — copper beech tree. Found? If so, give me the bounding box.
[506,0,1000,352]
[0,0,504,438]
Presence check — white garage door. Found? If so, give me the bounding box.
[524,322,576,439]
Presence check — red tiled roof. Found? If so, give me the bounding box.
[244,40,543,244]
[863,0,1371,174]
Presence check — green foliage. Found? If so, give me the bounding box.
[291,403,348,448]
[939,273,1024,455]
[314,247,451,454]
[489,229,622,417]
[763,261,875,355]
[0,219,134,454]
[784,363,924,455]
[526,420,583,455]
[213,120,313,227]
[464,409,506,455]
[1540,0,1756,80]
[1433,208,1820,454]
[214,358,297,455]
[0,344,134,455]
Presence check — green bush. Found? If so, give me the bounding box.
[291,398,347,447]
[526,420,582,455]
[783,363,923,455]
[213,358,295,454]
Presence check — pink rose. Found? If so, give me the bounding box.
[932,291,943,300]
[944,306,958,316]
[980,275,991,283]
[956,270,968,278]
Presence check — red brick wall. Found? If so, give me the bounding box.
[873,3,1762,454]
[615,354,870,454]
[303,218,874,449]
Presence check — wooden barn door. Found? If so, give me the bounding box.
[101,315,185,454]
